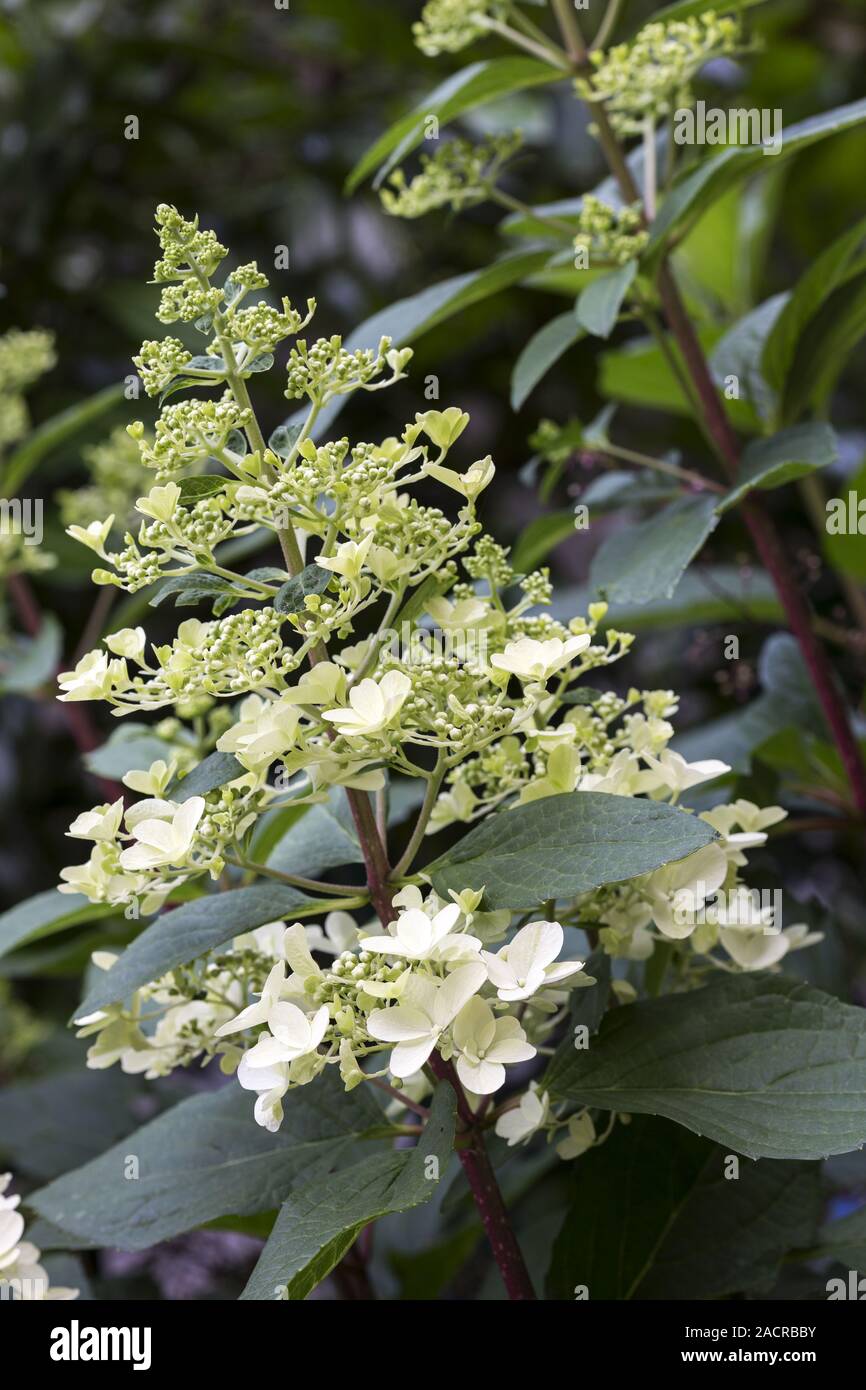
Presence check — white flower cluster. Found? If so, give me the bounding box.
[57,206,820,1167]
[213,888,586,1131]
[0,1174,79,1300]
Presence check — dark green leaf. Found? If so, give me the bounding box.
[426,792,717,910]
[167,749,246,801]
[575,261,638,339]
[274,563,333,614]
[0,1069,150,1182]
[241,1084,456,1299]
[176,475,227,503]
[150,573,242,609]
[590,494,719,605]
[0,889,113,960]
[547,1116,821,1299]
[76,884,320,1015]
[718,423,838,512]
[30,1073,381,1250]
[710,294,786,424]
[346,58,556,192]
[762,215,866,395]
[783,271,866,421]
[547,973,866,1160]
[511,313,583,410]
[649,98,866,254]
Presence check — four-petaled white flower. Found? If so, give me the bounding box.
[364,902,481,962]
[481,921,584,1001]
[451,996,535,1094]
[720,921,823,972]
[58,650,127,702]
[118,796,205,871]
[104,626,147,664]
[216,692,301,770]
[490,634,591,682]
[641,749,730,794]
[67,798,125,842]
[136,481,181,523]
[495,1084,550,1146]
[324,670,411,738]
[241,1002,330,1069]
[424,454,495,501]
[66,514,115,557]
[556,1111,596,1161]
[645,842,728,940]
[318,532,374,579]
[215,961,291,1037]
[367,961,486,1078]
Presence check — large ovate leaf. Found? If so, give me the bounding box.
[545,973,866,1160]
[547,1116,821,1300]
[718,422,838,512]
[30,1072,382,1250]
[649,98,866,254]
[426,791,717,909]
[511,312,583,410]
[76,884,322,1016]
[590,494,719,605]
[241,1083,456,1300]
[0,888,114,960]
[346,58,556,192]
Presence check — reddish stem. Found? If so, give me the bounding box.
[656,267,866,817]
[428,1053,537,1300]
[342,796,537,1300]
[572,79,866,818]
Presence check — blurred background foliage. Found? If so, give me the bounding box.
[1,0,866,1298]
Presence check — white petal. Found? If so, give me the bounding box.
[390,1037,436,1078]
[367,1004,432,1043]
[456,1056,505,1095]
